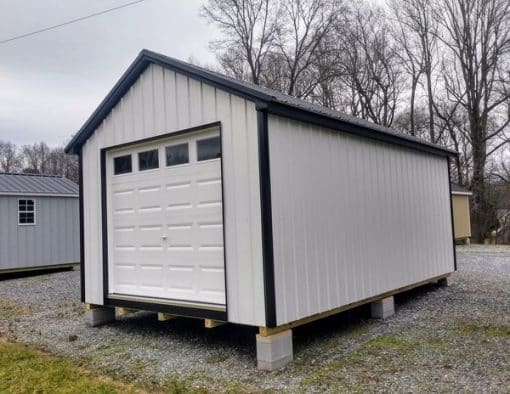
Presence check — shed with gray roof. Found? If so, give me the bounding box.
[65,49,457,370]
[0,173,79,273]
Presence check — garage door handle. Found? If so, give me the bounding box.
[161,235,167,240]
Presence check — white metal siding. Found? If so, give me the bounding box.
[268,115,455,326]
[81,64,265,326]
[0,195,79,270]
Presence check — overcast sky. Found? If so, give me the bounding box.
[0,0,219,147]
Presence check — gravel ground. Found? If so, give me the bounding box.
[0,246,509,392]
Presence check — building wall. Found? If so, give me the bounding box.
[81,64,266,326]
[0,195,79,271]
[268,115,455,326]
[452,194,471,239]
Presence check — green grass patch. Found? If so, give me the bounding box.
[0,299,32,318]
[0,340,140,394]
[299,333,451,391]
[457,323,510,337]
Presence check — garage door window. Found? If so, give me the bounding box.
[197,136,221,161]
[114,155,132,175]
[18,199,35,225]
[138,149,159,171]
[166,143,189,166]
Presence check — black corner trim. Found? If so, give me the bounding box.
[100,149,108,303]
[104,297,227,321]
[446,157,457,271]
[257,109,277,328]
[78,151,85,302]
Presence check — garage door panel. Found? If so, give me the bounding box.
[107,130,225,306]
[166,266,195,291]
[197,226,223,246]
[164,188,194,205]
[139,265,164,289]
[167,227,194,245]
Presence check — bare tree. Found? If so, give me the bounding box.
[433,0,510,241]
[388,0,439,139]
[273,0,340,98]
[201,0,280,84]
[0,141,22,173]
[21,142,51,174]
[334,4,406,127]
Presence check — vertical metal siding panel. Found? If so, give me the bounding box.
[163,69,177,130]
[0,198,6,268]
[269,115,455,325]
[142,67,155,138]
[176,74,189,129]
[189,79,202,125]
[152,65,166,134]
[245,102,265,325]
[83,134,103,304]
[132,78,144,139]
[201,83,216,123]
[10,197,18,269]
[230,95,254,322]
[80,65,264,326]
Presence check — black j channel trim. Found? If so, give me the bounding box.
[78,151,85,302]
[446,157,458,271]
[257,109,277,328]
[100,121,228,320]
[104,297,227,321]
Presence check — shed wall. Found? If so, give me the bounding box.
[0,195,79,270]
[81,64,265,326]
[268,115,455,326]
[452,194,471,239]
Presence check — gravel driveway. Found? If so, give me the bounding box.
[1,246,509,392]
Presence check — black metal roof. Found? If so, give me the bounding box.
[0,173,79,196]
[65,49,457,157]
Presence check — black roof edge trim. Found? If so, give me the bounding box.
[66,48,458,158]
[267,102,458,158]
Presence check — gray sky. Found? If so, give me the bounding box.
[0,0,218,147]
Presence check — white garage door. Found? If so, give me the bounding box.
[105,127,225,306]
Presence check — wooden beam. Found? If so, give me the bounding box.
[157,312,177,321]
[205,319,225,328]
[259,273,451,337]
[115,307,137,317]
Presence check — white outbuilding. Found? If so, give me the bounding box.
[65,50,456,370]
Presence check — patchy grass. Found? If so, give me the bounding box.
[0,299,31,318]
[0,339,141,394]
[299,334,452,391]
[457,323,510,338]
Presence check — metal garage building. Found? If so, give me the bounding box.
[65,50,456,370]
[0,173,79,273]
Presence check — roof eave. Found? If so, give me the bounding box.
[266,101,458,158]
[0,192,79,198]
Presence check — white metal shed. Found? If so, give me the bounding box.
[65,50,456,370]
